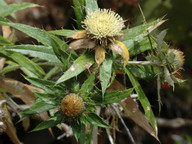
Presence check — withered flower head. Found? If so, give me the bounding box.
[68,9,129,67]
[83,9,125,44]
[167,49,184,71]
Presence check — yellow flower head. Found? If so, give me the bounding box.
[83,9,125,43]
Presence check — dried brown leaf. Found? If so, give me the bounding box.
[68,39,96,50]
[22,118,30,131]
[0,58,6,71]
[68,30,87,39]
[0,93,23,144]
[109,79,160,142]
[0,77,49,122]
[0,76,36,106]
[95,46,105,67]
[2,26,12,39]
[109,40,129,67]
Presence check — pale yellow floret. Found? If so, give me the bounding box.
[83,9,125,40]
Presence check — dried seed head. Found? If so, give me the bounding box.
[168,49,184,71]
[83,9,125,43]
[61,94,84,117]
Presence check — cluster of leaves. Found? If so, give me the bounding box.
[0,0,184,143]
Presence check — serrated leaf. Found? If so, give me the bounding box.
[86,113,111,128]
[22,99,56,115]
[164,67,174,90]
[0,2,39,17]
[9,52,45,77]
[5,45,61,64]
[125,68,158,135]
[99,57,113,96]
[25,77,63,94]
[85,0,98,14]
[80,73,95,98]
[56,53,94,84]
[32,113,63,131]
[120,19,165,56]
[92,88,133,106]
[34,92,60,105]
[73,0,85,29]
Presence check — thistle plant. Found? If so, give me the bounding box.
[0,0,185,144]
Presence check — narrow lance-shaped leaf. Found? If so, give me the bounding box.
[73,0,85,29]
[157,29,167,50]
[56,53,94,84]
[9,52,45,77]
[124,68,158,135]
[120,19,165,56]
[22,99,56,115]
[0,2,40,17]
[86,113,111,128]
[0,35,12,45]
[91,88,133,106]
[48,29,79,37]
[4,45,61,64]
[99,57,113,96]
[80,73,95,98]
[32,113,63,132]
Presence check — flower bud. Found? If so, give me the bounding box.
[61,94,84,117]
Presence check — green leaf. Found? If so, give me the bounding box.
[91,88,133,106]
[73,0,85,29]
[99,57,113,96]
[85,0,98,13]
[34,92,60,105]
[4,45,61,64]
[22,99,56,115]
[49,29,79,37]
[56,53,94,84]
[127,65,156,80]
[0,35,12,45]
[0,2,39,17]
[80,73,95,98]
[120,18,165,56]
[79,122,86,144]
[25,77,63,94]
[86,113,111,128]
[125,68,158,134]
[32,113,63,131]
[9,52,45,77]
[157,29,167,50]
[71,121,82,140]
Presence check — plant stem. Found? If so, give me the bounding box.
[111,104,135,144]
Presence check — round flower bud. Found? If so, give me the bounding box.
[83,9,125,43]
[61,94,84,117]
